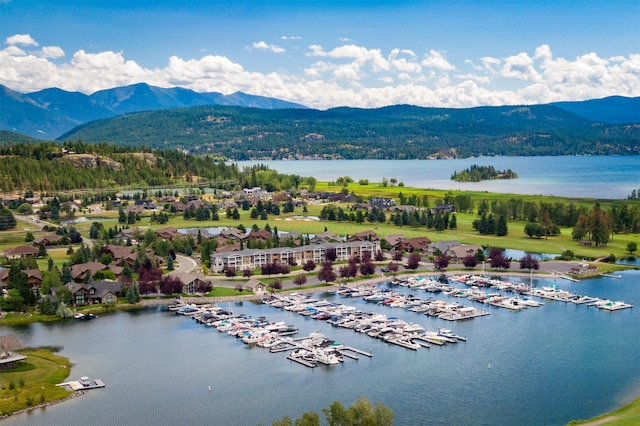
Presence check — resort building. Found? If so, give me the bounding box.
[210,240,380,273]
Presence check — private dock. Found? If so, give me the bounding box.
[57,378,105,391]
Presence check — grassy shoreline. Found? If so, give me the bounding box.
[0,347,74,417]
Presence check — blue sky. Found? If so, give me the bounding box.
[1,0,639,109]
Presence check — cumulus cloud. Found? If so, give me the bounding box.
[250,41,285,53]
[0,34,638,110]
[501,52,540,81]
[5,33,38,46]
[41,46,65,59]
[421,50,455,71]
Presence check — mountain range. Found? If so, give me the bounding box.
[1,83,639,160]
[0,83,306,140]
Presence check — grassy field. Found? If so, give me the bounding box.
[568,397,640,425]
[0,348,73,416]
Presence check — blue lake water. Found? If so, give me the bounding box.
[2,271,639,426]
[236,155,640,199]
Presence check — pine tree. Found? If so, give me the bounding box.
[496,214,508,236]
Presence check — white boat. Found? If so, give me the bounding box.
[313,348,342,365]
[79,376,91,387]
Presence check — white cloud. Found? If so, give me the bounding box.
[0,35,638,110]
[41,46,65,59]
[281,36,301,40]
[5,33,38,46]
[250,41,285,53]
[501,52,540,81]
[421,50,455,71]
[2,45,26,56]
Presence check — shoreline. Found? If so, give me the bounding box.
[0,391,85,420]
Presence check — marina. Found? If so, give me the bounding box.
[1,270,639,426]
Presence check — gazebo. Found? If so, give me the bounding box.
[0,333,27,370]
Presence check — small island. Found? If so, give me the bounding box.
[451,164,518,182]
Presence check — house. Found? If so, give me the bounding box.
[101,245,136,266]
[0,268,42,292]
[381,234,405,248]
[185,200,211,211]
[310,231,341,244]
[446,244,484,262]
[348,230,379,242]
[61,201,83,212]
[431,204,456,214]
[134,199,156,209]
[33,234,63,246]
[172,273,208,294]
[220,228,247,241]
[216,199,239,210]
[369,197,396,209]
[392,205,417,213]
[247,230,272,242]
[170,201,186,212]
[125,204,146,215]
[428,240,460,256]
[70,262,123,283]
[23,269,43,291]
[395,237,431,253]
[66,280,122,305]
[3,246,39,259]
[155,227,180,241]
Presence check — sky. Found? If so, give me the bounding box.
[1,0,639,110]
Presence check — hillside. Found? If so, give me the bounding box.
[57,104,640,160]
[550,96,640,125]
[0,138,244,193]
[0,83,307,140]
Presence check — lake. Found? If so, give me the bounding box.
[2,271,639,426]
[235,155,640,199]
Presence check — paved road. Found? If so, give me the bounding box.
[170,254,198,276]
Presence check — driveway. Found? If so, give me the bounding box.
[170,254,198,275]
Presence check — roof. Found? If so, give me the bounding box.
[33,234,63,245]
[0,333,23,352]
[4,246,39,257]
[24,268,43,281]
[67,280,122,297]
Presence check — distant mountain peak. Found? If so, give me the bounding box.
[0,83,308,139]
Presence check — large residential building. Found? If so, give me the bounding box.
[210,240,380,273]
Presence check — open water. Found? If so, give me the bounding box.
[236,155,640,199]
[2,271,639,426]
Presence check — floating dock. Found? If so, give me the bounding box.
[287,354,317,368]
[57,379,105,391]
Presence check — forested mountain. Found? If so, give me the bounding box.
[0,83,307,139]
[57,103,640,160]
[550,96,640,125]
